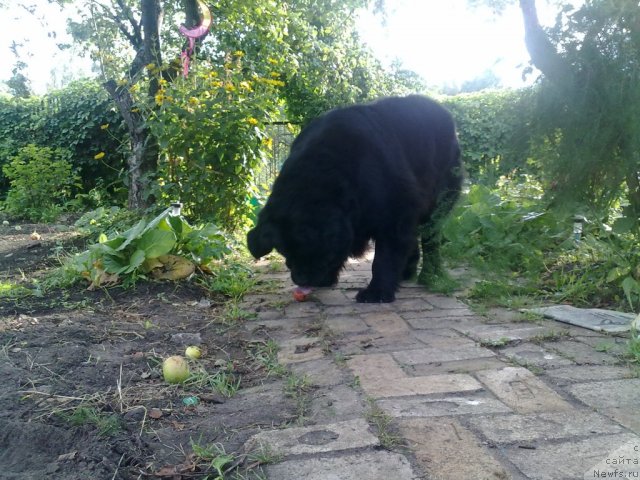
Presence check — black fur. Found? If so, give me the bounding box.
[247,95,462,303]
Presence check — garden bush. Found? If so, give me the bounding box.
[2,144,79,221]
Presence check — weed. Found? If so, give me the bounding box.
[221,301,256,324]
[333,353,347,366]
[247,443,282,466]
[61,406,122,437]
[250,340,287,377]
[284,373,312,425]
[185,366,241,397]
[627,329,640,364]
[530,330,570,344]
[595,342,615,353]
[203,261,256,301]
[190,439,235,479]
[365,399,403,450]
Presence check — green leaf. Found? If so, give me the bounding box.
[116,219,148,252]
[137,229,176,258]
[622,276,640,309]
[606,266,631,283]
[124,249,147,274]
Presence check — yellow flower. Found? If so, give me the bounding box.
[188,97,200,105]
[233,50,245,57]
[100,124,109,130]
[145,63,156,70]
[267,57,278,65]
[94,152,106,160]
[270,72,280,78]
[262,137,273,149]
[155,93,164,105]
[225,83,236,92]
[246,117,258,125]
[239,81,253,91]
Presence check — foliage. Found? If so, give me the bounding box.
[146,61,279,231]
[0,80,128,203]
[545,226,640,310]
[442,89,533,184]
[443,174,640,311]
[74,206,140,240]
[2,144,79,221]
[70,209,230,288]
[442,176,570,274]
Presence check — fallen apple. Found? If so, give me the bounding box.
[162,355,190,384]
[293,286,312,302]
[185,345,202,359]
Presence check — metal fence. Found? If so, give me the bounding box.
[256,122,298,188]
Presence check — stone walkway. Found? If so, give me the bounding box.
[240,256,640,480]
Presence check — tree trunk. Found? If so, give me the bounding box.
[104,80,158,210]
[518,0,573,85]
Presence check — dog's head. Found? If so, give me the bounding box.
[247,203,353,287]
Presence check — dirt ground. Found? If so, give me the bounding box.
[0,222,297,479]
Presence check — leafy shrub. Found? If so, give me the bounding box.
[146,60,281,232]
[2,144,79,221]
[545,228,640,310]
[442,175,571,275]
[70,209,230,288]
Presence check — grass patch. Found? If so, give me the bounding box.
[60,406,122,437]
[365,399,403,450]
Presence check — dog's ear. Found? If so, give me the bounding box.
[247,223,277,259]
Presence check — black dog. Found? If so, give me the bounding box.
[247,95,462,302]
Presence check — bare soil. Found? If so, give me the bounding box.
[0,223,296,479]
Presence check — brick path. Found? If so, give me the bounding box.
[240,256,640,480]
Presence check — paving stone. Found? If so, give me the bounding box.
[543,365,634,383]
[501,344,575,369]
[265,450,418,479]
[569,379,640,432]
[460,323,557,343]
[573,335,630,356]
[361,311,410,334]
[335,333,427,356]
[313,289,351,306]
[423,294,468,309]
[324,315,370,335]
[377,392,512,418]
[246,418,378,456]
[476,367,572,413]
[467,411,625,444]
[347,353,482,398]
[543,340,621,365]
[284,301,323,318]
[402,313,486,330]
[586,438,640,479]
[399,417,510,480]
[392,298,435,312]
[392,343,495,366]
[307,385,366,423]
[277,337,325,364]
[504,433,639,480]
[527,305,635,333]
[404,357,508,376]
[347,353,406,382]
[289,358,349,387]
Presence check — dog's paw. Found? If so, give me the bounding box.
[356,288,395,303]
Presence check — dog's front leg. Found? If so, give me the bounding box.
[355,238,404,303]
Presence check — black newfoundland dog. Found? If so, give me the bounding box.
[248,95,462,303]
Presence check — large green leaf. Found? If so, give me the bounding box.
[137,229,176,258]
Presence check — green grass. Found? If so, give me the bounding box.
[61,406,122,437]
[185,366,241,397]
[250,340,287,377]
[627,329,640,364]
[365,399,403,450]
